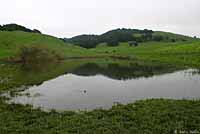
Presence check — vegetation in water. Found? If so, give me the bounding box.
[0,97,200,134]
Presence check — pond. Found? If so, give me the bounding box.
[3,60,200,111]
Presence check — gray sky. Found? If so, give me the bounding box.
[0,0,200,38]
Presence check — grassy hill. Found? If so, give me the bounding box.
[0,29,200,67]
[93,40,200,67]
[0,31,88,59]
[64,28,194,48]
[153,31,192,42]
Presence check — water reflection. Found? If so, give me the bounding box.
[71,62,179,80]
[0,59,179,91]
[7,69,200,111]
[1,59,200,111]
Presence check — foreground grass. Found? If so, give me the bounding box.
[0,98,200,134]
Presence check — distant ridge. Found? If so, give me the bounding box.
[64,28,194,48]
[0,23,41,34]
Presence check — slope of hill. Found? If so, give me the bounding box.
[0,26,199,67]
[64,28,195,48]
[0,31,87,59]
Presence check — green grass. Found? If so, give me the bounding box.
[0,31,200,67]
[91,40,200,67]
[0,31,90,59]
[0,97,200,134]
[153,31,191,40]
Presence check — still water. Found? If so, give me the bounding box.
[9,68,200,111]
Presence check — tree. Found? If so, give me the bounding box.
[18,45,60,64]
[171,39,176,42]
[153,35,164,42]
[129,41,138,47]
[143,29,153,41]
[33,29,42,34]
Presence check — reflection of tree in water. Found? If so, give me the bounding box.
[0,63,68,91]
[0,60,180,91]
[185,69,200,76]
[71,62,177,80]
[192,69,200,75]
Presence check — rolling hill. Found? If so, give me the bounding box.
[0,31,88,60]
[64,28,195,48]
[0,24,200,68]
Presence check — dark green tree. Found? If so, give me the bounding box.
[153,35,164,42]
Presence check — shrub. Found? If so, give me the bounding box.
[171,39,176,42]
[153,35,164,42]
[129,41,138,47]
[18,45,60,64]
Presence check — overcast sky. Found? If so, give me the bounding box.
[0,0,200,38]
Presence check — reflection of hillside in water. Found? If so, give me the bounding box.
[0,59,182,91]
[71,62,178,80]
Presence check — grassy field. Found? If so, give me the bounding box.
[92,40,200,67]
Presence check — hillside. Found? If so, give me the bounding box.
[64,28,195,48]
[0,27,200,67]
[0,31,62,58]
[0,31,87,59]
[0,24,89,60]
